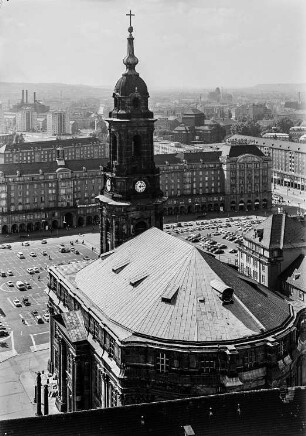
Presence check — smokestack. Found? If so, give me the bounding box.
[21,90,24,104]
[298,92,301,105]
[26,90,28,104]
[34,92,36,103]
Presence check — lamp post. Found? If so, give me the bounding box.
[63,217,66,230]
[297,203,301,216]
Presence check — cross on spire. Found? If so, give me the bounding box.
[126,10,135,27]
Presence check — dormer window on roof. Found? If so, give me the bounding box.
[112,260,130,274]
[161,282,180,303]
[129,272,149,287]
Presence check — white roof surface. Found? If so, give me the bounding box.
[67,228,290,343]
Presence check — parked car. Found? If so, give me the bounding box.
[229,249,238,254]
[33,267,40,273]
[13,299,22,307]
[0,271,6,277]
[24,242,30,246]
[7,270,13,276]
[27,268,35,274]
[7,281,14,287]
[29,252,36,257]
[24,281,31,289]
[41,239,47,244]
[42,251,48,256]
[83,256,90,261]
[0,329,9,337]
[43,313,50,323]
[22,297,31,306]
[31,310,44,324]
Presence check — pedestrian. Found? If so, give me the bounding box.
[82,240,84,244]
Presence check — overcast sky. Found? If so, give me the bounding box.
[0,0,305,89]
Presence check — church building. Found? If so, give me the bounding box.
[46,15,306,414]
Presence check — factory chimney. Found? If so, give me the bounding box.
[25,90,28,104]
[21,90,24,104]
[34,92,37,103]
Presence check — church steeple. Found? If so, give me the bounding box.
[123,11,139,75]
[98,11,165,254]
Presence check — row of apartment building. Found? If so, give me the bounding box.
[0,138,272,234]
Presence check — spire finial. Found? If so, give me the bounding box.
[123,10,138,74]
[126,9,135,33]
[126,10,135,27]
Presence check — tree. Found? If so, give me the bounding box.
[275,117,294,134]
[230,120,261,137]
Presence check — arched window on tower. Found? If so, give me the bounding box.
[132,135,142,157]
[132,97,140,109]
[111,134,118,162]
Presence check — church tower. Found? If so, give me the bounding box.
[97,12,166,254]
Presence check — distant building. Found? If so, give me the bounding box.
[235,104,272,122]
[12,90,49,114]
[228,135,306,191]
[16,107,37,132]
[289,126,306,142]
[181,108,205,127]
[0,102,4,133]
[0,137,108,234]
[156,143,271,216]
[47,110,70,136]
[155,115,180,131]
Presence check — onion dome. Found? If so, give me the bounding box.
[113,23,148,98]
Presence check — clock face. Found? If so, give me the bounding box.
[106,178,111,191]
[135,180,146,193]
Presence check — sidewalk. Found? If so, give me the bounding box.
[0,349,59,420]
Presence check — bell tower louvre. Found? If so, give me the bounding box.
[97,11,166,254]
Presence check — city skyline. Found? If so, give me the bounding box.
[0,0,305,90]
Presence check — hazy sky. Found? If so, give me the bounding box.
[0,0,305,89]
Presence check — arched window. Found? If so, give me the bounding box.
[111,134,118,162]
[132,135,142,157]
[132,97,140,109]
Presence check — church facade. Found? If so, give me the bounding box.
[46,228,306,412]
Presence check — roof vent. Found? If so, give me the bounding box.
[294,273,300,280]
[161,283,179,303]
[129,272,148,287]
[210,279,234,304]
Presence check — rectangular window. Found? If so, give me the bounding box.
[156,352,169,373]
[201,359,216,374]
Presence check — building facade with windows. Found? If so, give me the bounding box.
[0,137,108,234]
[46,227,306,413]
[47,110,70,136]
[228,135,306,191]
[238,214,306,292]
[156,143,271,217]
